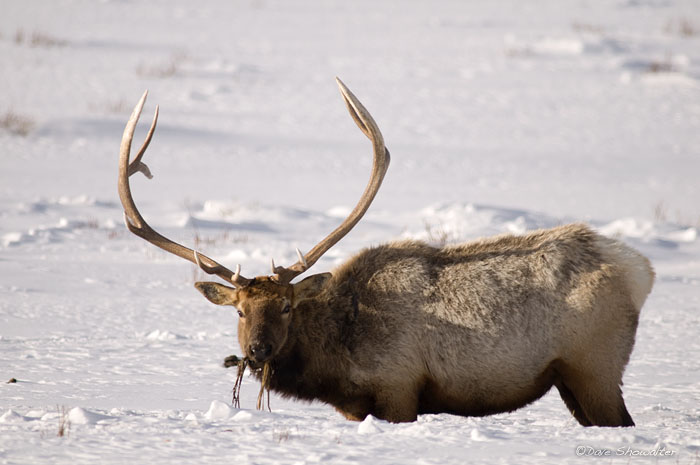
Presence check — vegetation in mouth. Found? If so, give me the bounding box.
[226,355,272,412]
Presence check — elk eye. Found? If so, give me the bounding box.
[281,304,291,315]
[237,310,244,318]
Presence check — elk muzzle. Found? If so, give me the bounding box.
[248,341,273,363]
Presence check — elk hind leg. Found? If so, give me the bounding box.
[555,380,592,426]
[559,368,635,427]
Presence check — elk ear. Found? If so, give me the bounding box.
[194,282,240,306]
[292,273,332,307]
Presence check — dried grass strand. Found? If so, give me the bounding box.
[232,357,248,408]
[229,356,271,411]
[256,362,272,412]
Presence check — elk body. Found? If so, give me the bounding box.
[118,79,654,427]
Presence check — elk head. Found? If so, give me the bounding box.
[118,78,389,364]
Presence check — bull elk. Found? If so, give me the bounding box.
[118,78,654,427]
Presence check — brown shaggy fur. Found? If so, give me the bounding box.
[196,223,654,426]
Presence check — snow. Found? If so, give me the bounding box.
[357,415,386,435]
[1,0,700,463]
[203,400,236,421]
[66,407,113,425]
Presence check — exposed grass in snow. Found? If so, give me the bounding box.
[0,110,35,136]
[136,51,189,79]
[12,29,68,48]
[665,18,700,37]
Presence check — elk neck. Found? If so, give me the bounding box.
[254,278,361,404]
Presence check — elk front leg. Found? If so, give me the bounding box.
[373,386,419,423]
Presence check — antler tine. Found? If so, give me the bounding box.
[273,79,390,285]
[193,251,249,287]
[296,247,308,268]
[126,102,158,179]
[118,91,252,288]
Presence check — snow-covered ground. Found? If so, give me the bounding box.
[2,0,699,463]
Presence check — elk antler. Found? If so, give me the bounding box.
[118,91,252,287]
[271,78,391,285]
[119,80,389,287]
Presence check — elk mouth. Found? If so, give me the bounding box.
[247,359,267,370]
[223,354,270,371]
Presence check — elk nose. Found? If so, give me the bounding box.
[249,342,273,362]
